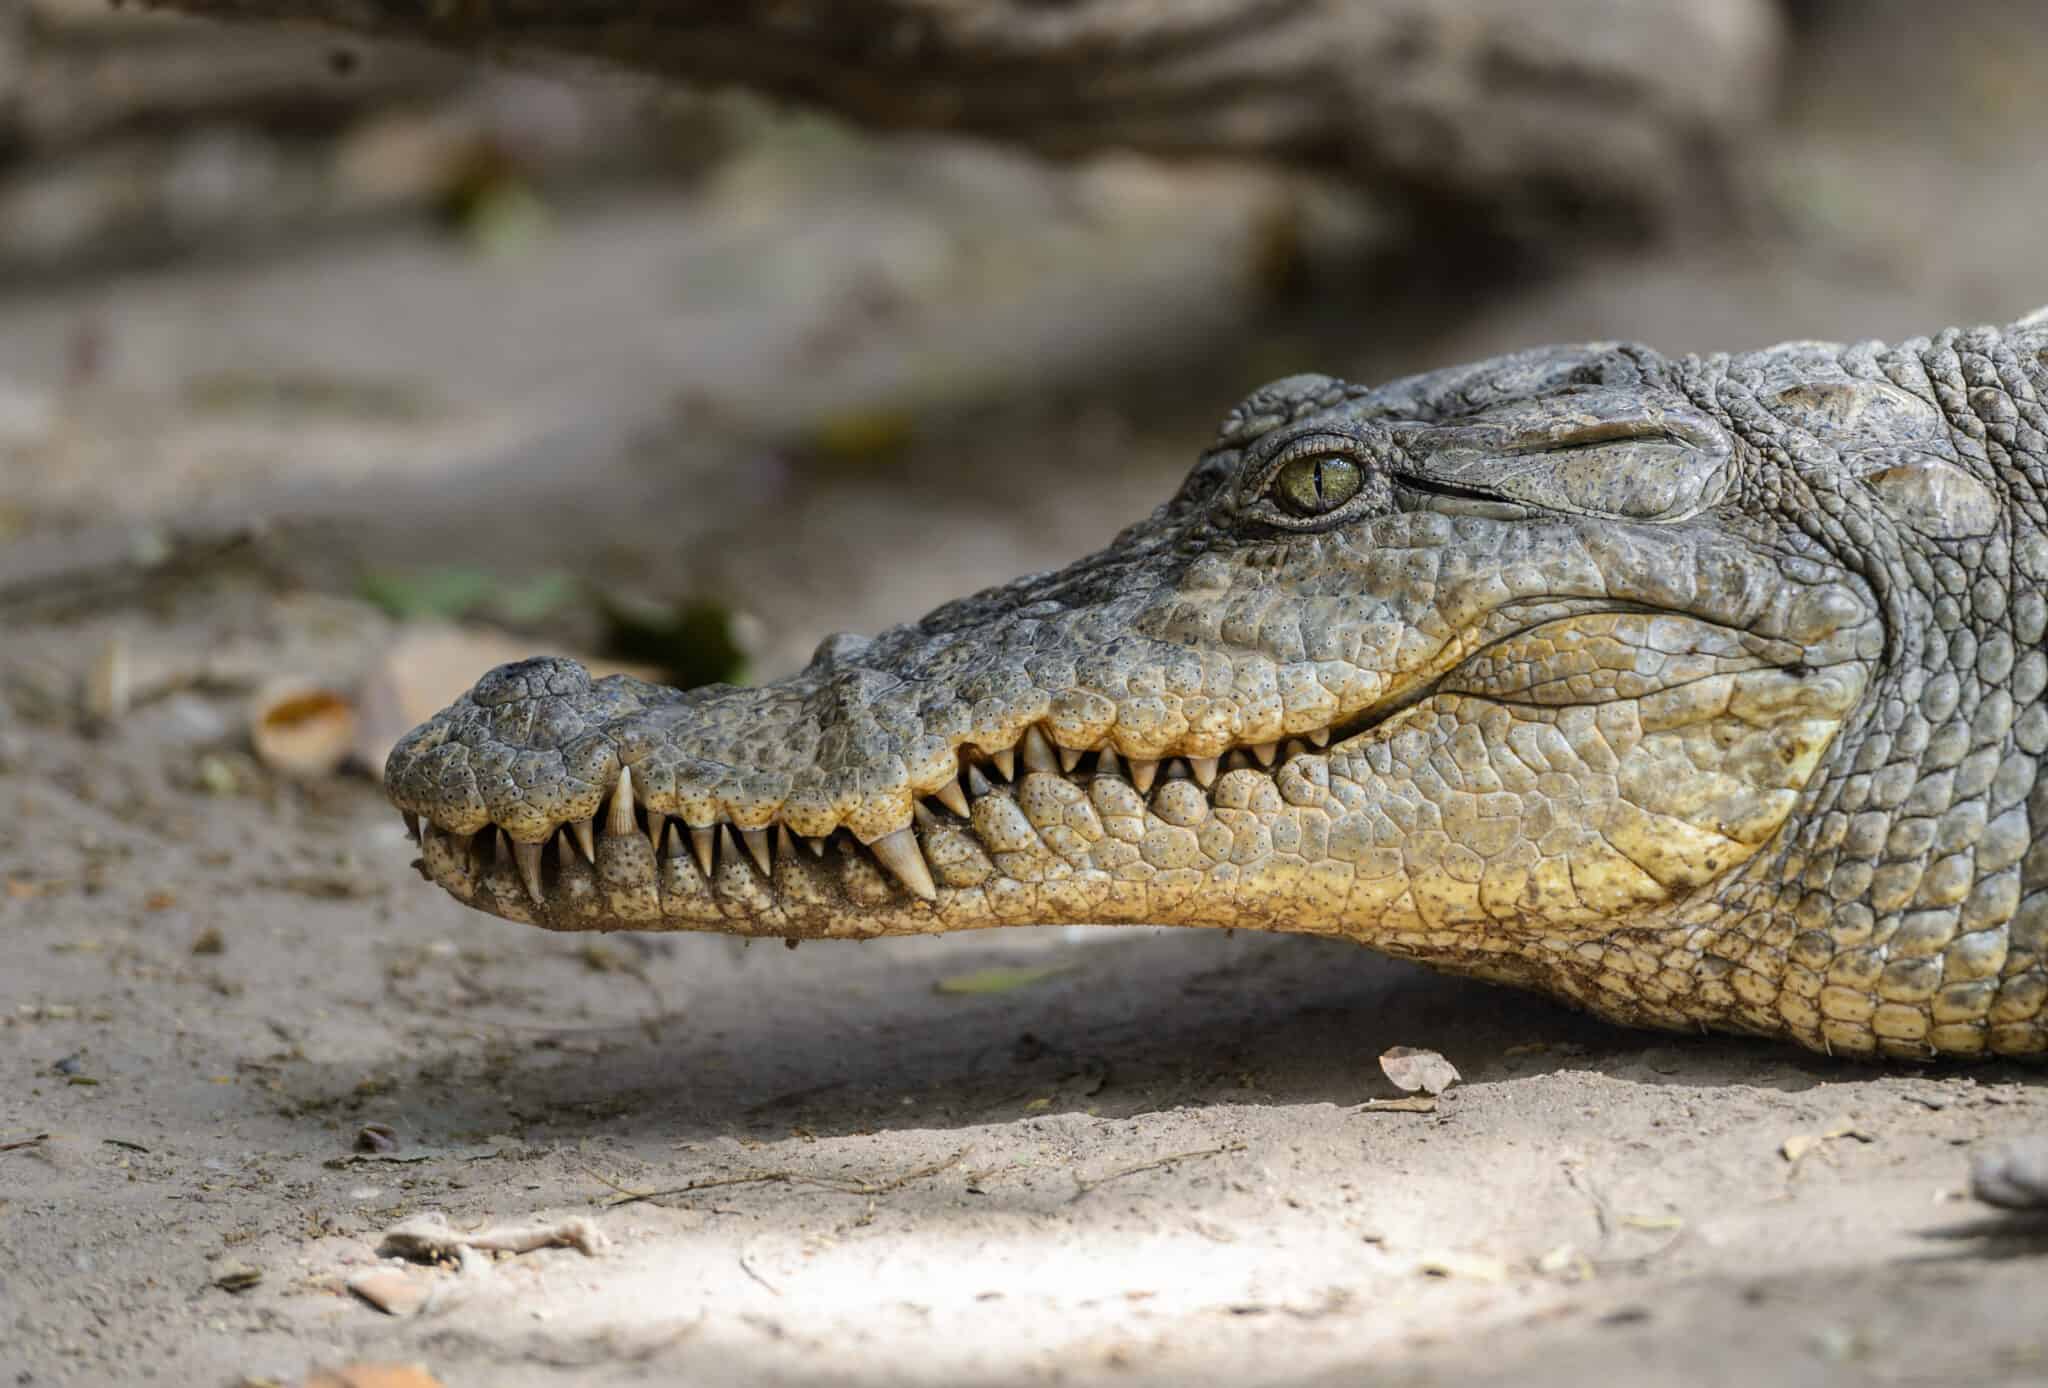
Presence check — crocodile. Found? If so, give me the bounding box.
[385,311,2048,1061]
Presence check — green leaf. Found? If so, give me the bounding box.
[491,572,580,624]
[357,567,497,621]
[933,965,1071,996]
[599,596,749,691]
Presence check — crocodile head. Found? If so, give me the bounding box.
[387,317,2048,1057]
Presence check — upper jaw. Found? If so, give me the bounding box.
[397,696,1363,928]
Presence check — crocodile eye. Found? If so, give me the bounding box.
[1271,456,1362,517]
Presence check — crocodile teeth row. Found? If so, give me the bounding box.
[928,720,1337,809]
[406,723,1342,908]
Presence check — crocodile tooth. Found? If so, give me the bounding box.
[868,826,937,902]
[1308,727,1330,747]
[1097,747,1122,778]
[647,810,667,859]
[776,825,801,866]
[990,748,1016,781]
[690,824,717,877]
[1058,746,1083,773]
[740,826,772,876]
[913,801,938,830]
[720,825,746,875]
[1223,749,1252,772]
[1284,738,1311,760]
[804,834,827,857]
[1021,725,1060,775]
[606,765,638,837]
[934,779,970,817]
[1251,741,1279,766]
[1188,756,1219,788]
[402,811,421,842]
[512,835,545,904]
[1128,757,1158,793]
[965,764,995,798]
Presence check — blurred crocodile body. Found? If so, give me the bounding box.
[388,311,2048,1060]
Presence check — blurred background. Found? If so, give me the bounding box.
[4,9,2047,1383]
[2,0,2045,727]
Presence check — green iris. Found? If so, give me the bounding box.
[1272,455,1363,517]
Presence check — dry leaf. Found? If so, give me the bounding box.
[304,1365,446,1388]
[1379,1046,1461,1095]
[346,1267,432,1317]
[1414,1252,1509,1282]
[249,680,358,778]
[1535,1243,1593,1279]
[211,1262,262,1292]
[1971,1136,2048,1210]
[1781,1133,1825,1163]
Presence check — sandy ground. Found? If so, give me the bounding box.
[4,2,2048,1384]
[1,584,2044,1388]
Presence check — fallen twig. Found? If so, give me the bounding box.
[736,1243,780,1296]
[1355,1096,1438,1114]
[593,1148,969,1209]
[379,1212,608,1261]
[1,1133,51,1153]
[1069,1142,1247,1203]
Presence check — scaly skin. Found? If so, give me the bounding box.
[387,312,2048,1060]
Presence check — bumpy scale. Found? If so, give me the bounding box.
[387,311,2048,1060]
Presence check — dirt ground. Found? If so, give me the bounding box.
[4,2,2048,1384]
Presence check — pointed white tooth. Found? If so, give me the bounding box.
[1020,726,1059,776]
[805,834,827,858]
[777,825,801,864]
[1188,755,1219,788]
[1284,739,1311,760]
[740,826,773,877]
[556,827,577,864]
[1252,741,1279,766]
[720,825,746,875]
[965,764,994,798]
[512,836,545,904]
[1223,749,1252,773]
[647,811,667,860]
[990,748,1016,781]
[1097,747,1122,778]
[690,824,717,877]
[606,765,638,837]
[1128,758,1158,793]
[402,811,421,842]
[867,826,936,902]
[913,801,938,831]
[665,822,685,862]
[570,817,596,862]
[1308,727,1330,747]
[1058,746,1083,773]
[935,779,970,817]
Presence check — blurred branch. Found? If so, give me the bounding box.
[125,0,1784,232]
